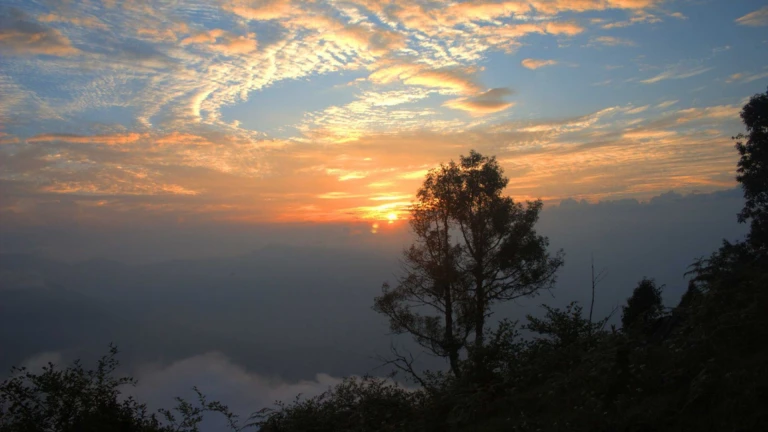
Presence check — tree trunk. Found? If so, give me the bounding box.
[473,270,485,374]
[443,283,461,379]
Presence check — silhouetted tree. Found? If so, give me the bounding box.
[525,302,607,349]
[0,346,250,432]
[0,346,163,432]
[621,278,663,333]
[255,376,424,432]
[373,167,473,379]
[735,87,768,254]
[374,150,563,379]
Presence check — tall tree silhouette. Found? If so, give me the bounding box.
[374,150,563,378]
[621,278,663,333]
[735,87,768,254]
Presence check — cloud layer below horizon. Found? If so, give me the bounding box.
[1,0,767,224]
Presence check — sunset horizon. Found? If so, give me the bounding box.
[2,0,766,226]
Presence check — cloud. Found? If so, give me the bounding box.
[625,105,650,114]
[656,100,679,109]
[601,9,662,29]
[735,6,768,26]
[726,71,768,84]
[153,132,218,146]
[478,20,584,51]
[0,8,79,56]
[543,21,585,35]
[401,67,482,95]
[529,0,662,15]
[444,87,515,114]
[0,0,745,225]
[622,129,676,140]
[4,98,740,223]
[727,73,744,83]
[37,13,108,30]
[26,133,147,145]
[102,39,178,70]
[224,0,295,21]
[182,29,259,55]
[640,65,712,84]
[17,350,367,428]
[129,352,348,421]
[0,133,20,145]
[21,352,63,371]
[673,104,740,123]
[590,35,637,46]
[521,58,558,69]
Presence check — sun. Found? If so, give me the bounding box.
[387,212,398,223]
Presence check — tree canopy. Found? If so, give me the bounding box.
[373,151,563,379]
[620,278,664,334]
[735,86,768,254]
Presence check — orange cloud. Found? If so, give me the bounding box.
[403,67,482,95]
[37,13,108,30]
[479,20,584,51]
[440,1,532,23]
[0,133,20,145]
[318,22,405,55]
[40,180,199,196]
[368,61,483,95]
[223,0,294,21]
[530,0,661,15]
[622,130,676,140]
[444,88,515,114]
[182,29,258,54]
[368,62,423,84]
[522,58,558,69]
[0,12,79,56]
[154,132,217,146]
[544,21,585,35]
[26,133,146,145]
[675,105,740,123]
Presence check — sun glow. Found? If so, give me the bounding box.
[387,212,398,223]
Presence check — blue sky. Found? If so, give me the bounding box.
[1,0,767,224]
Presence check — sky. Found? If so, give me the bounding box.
[1,0,767,228]
[2,0,766,422]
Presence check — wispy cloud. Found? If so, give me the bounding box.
[640,65,712,84]
[521,58,558,69]
[735,6,768,26]
[726,71,768,84]
[625,105,650,114]
[656,100,679,109]
[590,36,637,46]
[0,0,753,223]
[602,10,662,29]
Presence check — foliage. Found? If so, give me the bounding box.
[0,346,252,432]
[374,150,563,379]
[254,376,427,432]
[735,86,768,253]
[620,278,664,334]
